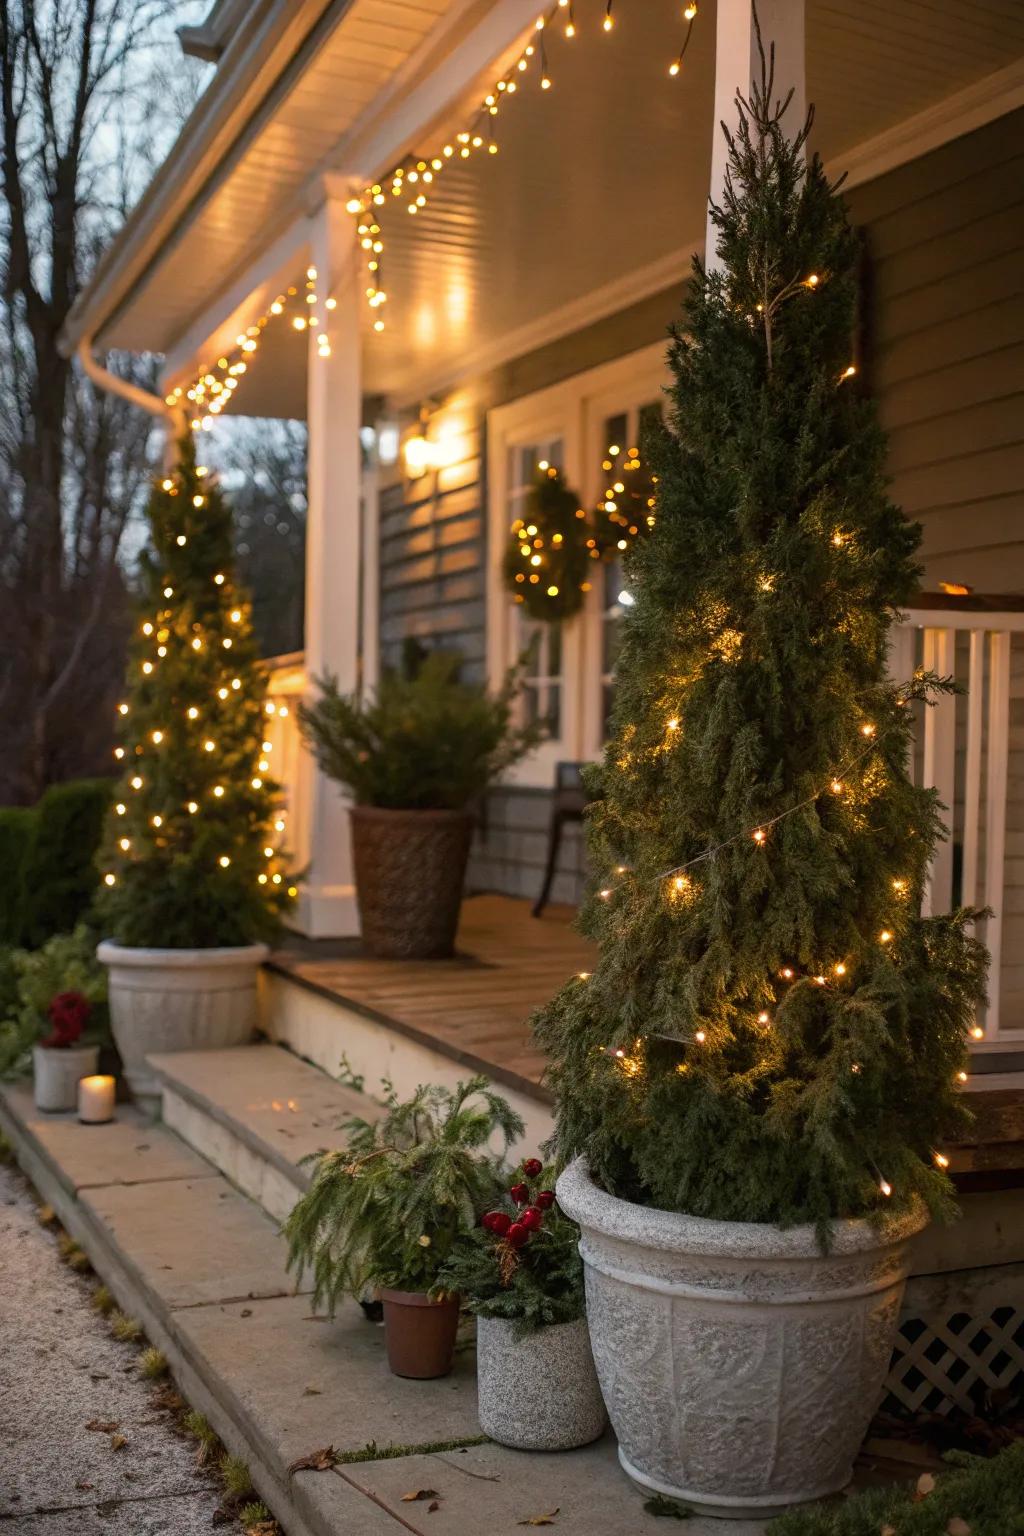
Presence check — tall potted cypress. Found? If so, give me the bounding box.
[96,439,291,1106]
[537,49,987,1519]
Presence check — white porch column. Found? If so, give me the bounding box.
[706,0,806,274]
[296,191,362,937]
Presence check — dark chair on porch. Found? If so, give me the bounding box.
[532,761,592,918]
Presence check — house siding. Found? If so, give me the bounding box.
[375,107,1024,912]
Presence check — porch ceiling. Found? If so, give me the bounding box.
[87,0,1024,415]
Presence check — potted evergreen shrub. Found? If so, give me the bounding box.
[535,52,988,1520]
[96,440,292,1107]
[285,1076,523,1379]
[299,648,541,959]
[436,1157,606,1451]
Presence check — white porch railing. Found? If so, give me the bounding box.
[894,601,1024,1055]
[268,600,1024,1054]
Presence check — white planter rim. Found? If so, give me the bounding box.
[556,1156,927,1262]
[97,940,270,969]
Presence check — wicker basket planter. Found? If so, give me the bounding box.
[350,806,474,959]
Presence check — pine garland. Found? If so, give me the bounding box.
[534,46,988,1236]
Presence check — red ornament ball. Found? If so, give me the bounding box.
[536,1190,556,1210]
[482,1211,512,1236]
[507,1223,531,1248]
[519,1207,543,1231]
[522,1158,543,1179]
[509,1183,530,1205]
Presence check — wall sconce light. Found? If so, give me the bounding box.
[404,433,436,479]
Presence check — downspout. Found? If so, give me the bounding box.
[76,334,170,420]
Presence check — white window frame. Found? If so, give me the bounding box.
[486,341,670,787]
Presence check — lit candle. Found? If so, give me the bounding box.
[78,1075,116,1125]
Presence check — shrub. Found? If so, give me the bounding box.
[0,807,37,946]
[0,925,108,1079]
[285,1077,523,1314]
[774,1444,1024,1536]
[298,650,543,811]
[435,1159,584,1335]
[23,779,112,948]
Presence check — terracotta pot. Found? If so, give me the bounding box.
[557,1158,927,1518]
[350,807,474,959]
[380,1288,461,1379]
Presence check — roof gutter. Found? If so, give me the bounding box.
[77,336,170,420]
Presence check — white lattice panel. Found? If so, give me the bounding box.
[885,1306,1024,1415]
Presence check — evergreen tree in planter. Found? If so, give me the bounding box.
[96,439,292,1104]
[536,47,987,1518]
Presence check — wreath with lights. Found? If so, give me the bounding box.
[591,442,657,560]
[503,466,594,622]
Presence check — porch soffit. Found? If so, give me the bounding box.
[93,0,1024,413]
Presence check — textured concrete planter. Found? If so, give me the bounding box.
[556,1158,927,1518]
[32,1044,99,1113]
[350,807,474,959]
[97,941,268,1107]
[477,1315,607,1450]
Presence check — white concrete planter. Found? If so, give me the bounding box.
[477,1315,607,1451]
[32,1044,99,1113]
[556,1158,926,1519]
[97,941,268,1107]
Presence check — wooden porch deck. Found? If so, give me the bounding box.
[269,894,1024,1183]
[269,894,594,1100]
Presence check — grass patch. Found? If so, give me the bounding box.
[36,1203,56,1226]
[0,1131,13,1165]
[139,1346,168,1380]
[334,1434,491,1465]
[110,1312,143,1343]
[220,1454,253,1496]
[183,1408,220,1466]
[56,1233,91,1272]
[92,1283,116,1315]
[240,1502,274,1530]
[774,1443,1024,1536]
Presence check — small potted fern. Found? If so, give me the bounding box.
[436,1159,607,1451]
[284,1076,523,1379]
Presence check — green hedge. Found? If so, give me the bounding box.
[0,779,113,950]
[23,779,113,948]
[774,1443,1024,1536]
[0,808,37,946]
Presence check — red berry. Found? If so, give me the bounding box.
[507,1223,531,1248]
[509,1183,529,1205]
[522,1158,543,1179]
[519,1207,543,1231]
[486,1211,512,1236]
[536,1190,556,1210]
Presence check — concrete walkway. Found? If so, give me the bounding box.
[0,1161,222,1534]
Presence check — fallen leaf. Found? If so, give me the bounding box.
[288,1446,337,1475]
[643,1493,691,1520]
[916,1474,936,1499]
[881,1526,897,1535]
[947,1520,971,1536]
[429,1501,440,1513]
[85,1419,120,1433]
[89,1373,110,1382]
[517,1512,560,1527]
[75,1481,94,1491]
[302,1387,322,1396]
[401,1489,441,1503]
[110,1433,128,1450]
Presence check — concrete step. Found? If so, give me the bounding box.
[148,1043,377,1224]
[0,1081,754,1536]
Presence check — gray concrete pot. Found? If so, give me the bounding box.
[556,1158,926,1519]
[32,1043,99,1113]
[476,1315,607,1451]
[97,941,268,1110]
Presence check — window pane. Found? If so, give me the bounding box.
[506,435,565,741]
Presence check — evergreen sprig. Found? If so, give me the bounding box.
[535,38,988,1237]
[96,437,292,948]
[434,1164,585,1336]
[284,1077,524,1314]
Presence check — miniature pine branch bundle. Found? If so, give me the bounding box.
[535,34,988,1235]
[97,435,292,948]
